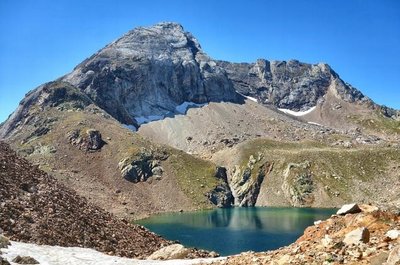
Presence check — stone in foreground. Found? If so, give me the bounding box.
[386,230,400,240]
[385,245,400,265]
[337,203,362,215]
[147,244,190,260]
[343,227,370,245]
[12,255,39,264]
[0,235,10,248]
[0,257,11,265]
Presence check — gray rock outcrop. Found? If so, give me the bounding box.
[0,235,10,248]
[343,227,370,245]
[66,128,104,151]
[337,203,362,215]
[62,22,240,127]
[206,166,233,207]
[385,245,400,265]
[207,183,233,208]
[217,59,369,111]
[282,161,315,206]
[229,157,270,206]
[85,129,103,150]
[12,256,39,264]
[118,151,167,183]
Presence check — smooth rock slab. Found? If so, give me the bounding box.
[147,244,190,260]
[0,235,10,248]
[337,203,361,215]
[343,227,370,245]
[385,245,400,265]
[386,230,400,240]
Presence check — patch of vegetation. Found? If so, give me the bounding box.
[168,150,221,209]
[236,139,400,202]
[348,113,400,134]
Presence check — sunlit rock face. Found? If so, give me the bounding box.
[217,59,368,111]
[62,22,240,126]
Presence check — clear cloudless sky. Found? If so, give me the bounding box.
[0,0,399,122]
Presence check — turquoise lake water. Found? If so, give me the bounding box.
[137,207,336,256]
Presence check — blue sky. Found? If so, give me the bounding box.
[0,0,399,122]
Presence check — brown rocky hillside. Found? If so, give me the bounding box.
[1,141,206,259]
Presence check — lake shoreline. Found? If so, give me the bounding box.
[136,207,337,256]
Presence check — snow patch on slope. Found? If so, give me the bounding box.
[135,115,166,126]
[129,102,208,127]
[175,102,207,114]
[308,121,323,126]
[278,106,316,116]
[1,241,223,265]
[237,92,258,102]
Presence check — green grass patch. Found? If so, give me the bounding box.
[167,150,220,209]
[235,139,400,201]
[348,113,400,134]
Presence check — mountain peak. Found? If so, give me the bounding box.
[62,22,238,125]
[153,21,184,30]
[116,21,195,51]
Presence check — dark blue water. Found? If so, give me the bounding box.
[136,207,336,256]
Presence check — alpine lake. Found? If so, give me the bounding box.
[136,207,336,256]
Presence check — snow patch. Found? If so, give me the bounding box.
[237,92,258,102]
[0,241,224,265]
[278,106,316,116]
[134,115,165,125]
[128,102,207,127]
[308,121,323,126]
[175,102,207,114]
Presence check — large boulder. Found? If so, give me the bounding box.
[118,153,166,183]
[343,227,370,245]
[86,129,103,150]
[337,203,361,215]
[385,245,400,265]
[386,230,400,240]
[66,129,104,151]
[0,235,10,248]
[147,244,190,260]
[12,256,39,264]
[207,183,233,208]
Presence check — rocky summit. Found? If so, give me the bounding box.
[0,22,400,264]
[63,22,240,126]
[217,59,367,111]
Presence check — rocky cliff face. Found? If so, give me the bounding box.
[217,59,369,111]
[62,22,239,126]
